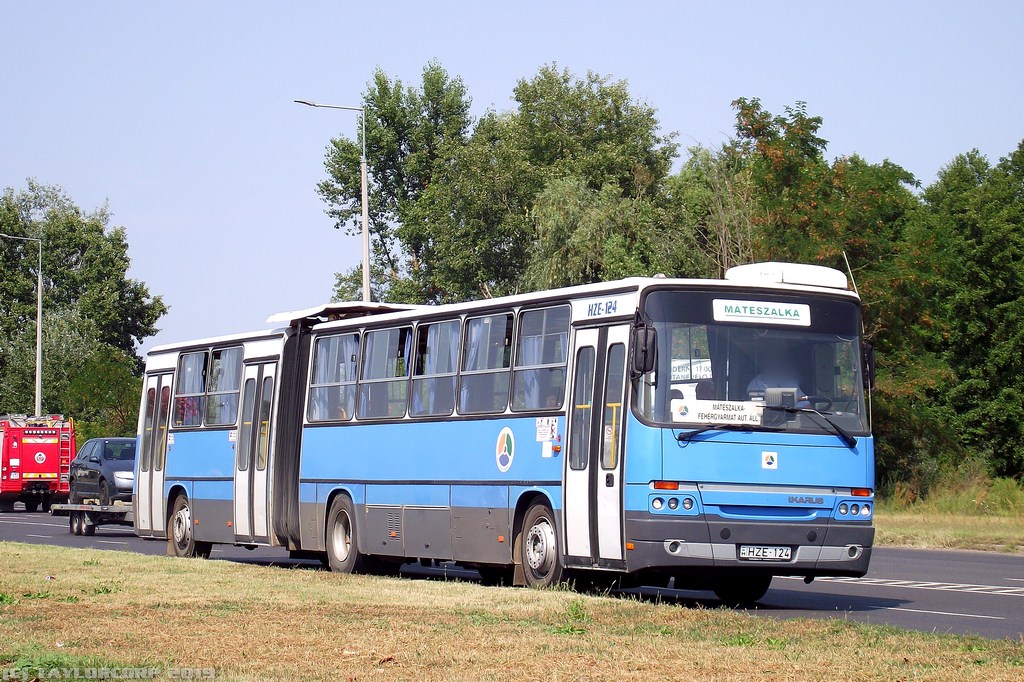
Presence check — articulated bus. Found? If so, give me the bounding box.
[134,262,874,604]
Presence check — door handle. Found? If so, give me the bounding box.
[605,473,614,487]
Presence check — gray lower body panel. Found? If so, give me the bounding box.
[625,512,873,577]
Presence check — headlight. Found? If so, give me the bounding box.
[113,471,135,481]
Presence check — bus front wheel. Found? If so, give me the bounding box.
[168,495,212,559]
[520,503,564,588]
[326,496,366,574]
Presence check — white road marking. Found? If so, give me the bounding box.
[0,519,68,529]
[888,607,1003,620]
[25,534,52,539]
[781,575,1024,596]
[96,540,128,545]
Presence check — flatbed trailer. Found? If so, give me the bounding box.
[50,502,133,536]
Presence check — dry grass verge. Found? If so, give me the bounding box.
[2,542,1023,681]
[875,509,1024,553]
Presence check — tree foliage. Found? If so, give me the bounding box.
[320,64,678,303]
[317,62,1024,485]
[0,181,163,434]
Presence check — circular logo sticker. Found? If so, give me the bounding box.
[495,427,514,473]
[34,451,46,464]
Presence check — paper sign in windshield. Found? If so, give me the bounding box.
[671,399,764,425]
[713,299,811,326]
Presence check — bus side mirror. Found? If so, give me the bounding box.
[862,343,876,389]
[631,326,657,375]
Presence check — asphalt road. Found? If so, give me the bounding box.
[2,507,1022,640]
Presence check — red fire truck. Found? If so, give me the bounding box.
[0,415,76,512]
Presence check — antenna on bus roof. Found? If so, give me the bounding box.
[842,251,859,296]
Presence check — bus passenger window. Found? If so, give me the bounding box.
[308,334,359,421]
[512,306,569,411]
[206,347,243,425]
[358,327,412,419]
[459,313,513,414]
[411,319,460,417]
[173,351,207,427]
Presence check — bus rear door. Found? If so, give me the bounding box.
[563,324,629,567]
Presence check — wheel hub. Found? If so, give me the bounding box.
[173,506,191,544]
[525,519,555,573]
[332,511,352,562]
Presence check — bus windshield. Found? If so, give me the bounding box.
[636,289,869,436]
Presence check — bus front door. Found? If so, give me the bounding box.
[563,324,629,566]
[136,373,172,536]
[233,362,277,544]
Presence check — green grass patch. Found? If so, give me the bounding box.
[1,542,1022,680]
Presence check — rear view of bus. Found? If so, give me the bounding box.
[626,263,874,605]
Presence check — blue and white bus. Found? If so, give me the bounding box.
[134,262,874,604]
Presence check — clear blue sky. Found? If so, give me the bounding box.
[2,1,1021,353]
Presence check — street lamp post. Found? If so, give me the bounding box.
[0,232,43,416]
[294,99,371,303]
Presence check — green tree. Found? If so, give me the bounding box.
[321,63,678,303]
[525,177,665,289]
[318,61,473,302]
[729,98,963,491]
[0,181,167,355]
[0,181,164,433]
[925,143,1024,477]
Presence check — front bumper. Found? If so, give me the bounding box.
[624,512,874,577]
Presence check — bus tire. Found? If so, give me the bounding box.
[520,502,564,588]
[24,500,39,513]
[713,575,773,607]
[168,495,211,559]
[326,495,365,574]
[70,511,82,535]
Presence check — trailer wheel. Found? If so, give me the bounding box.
[168,495,212,559]
[69,511,83,535]
[82,516,96,536]
[325,495,366,574]
[520,502,565,588]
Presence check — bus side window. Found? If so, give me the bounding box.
[206,347,243,426]
[411,319,460,417]
[512,306,570,411]
[459,313,514,415]
[358,327,412,419]
[308,333,359,421]
[173,351,207,427]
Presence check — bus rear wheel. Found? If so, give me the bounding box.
[326,496,366,574]
[520,502,564,588]
[712,575,773,607]
[168,495,212,559]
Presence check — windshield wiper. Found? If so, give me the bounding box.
[761,405,858,449]
[675,423,752,443]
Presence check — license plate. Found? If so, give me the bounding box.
[738,545,792,561]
